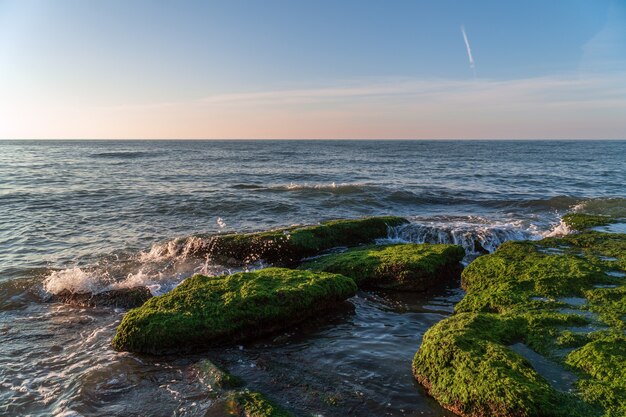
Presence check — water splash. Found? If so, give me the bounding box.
[43,267,109,295]
[383,217,543,255]
[543,219,572,238]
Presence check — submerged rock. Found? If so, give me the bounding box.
[50,286,152,308]
[194,359,242,390]
[227,390,293,417]
[199,216,408,265]
[413,230,626,417]
[111,268,357,354]
[299,243,464,291]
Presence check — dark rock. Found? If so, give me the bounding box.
[51,286,152,308]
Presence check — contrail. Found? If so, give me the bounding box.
[461,25,476,75]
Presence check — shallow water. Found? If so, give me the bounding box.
[0,284,462,416]
[1,140,625,416]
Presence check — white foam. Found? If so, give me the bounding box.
[384,217,543,255]
[138,236,208,263]
[543,220,572,238]
[283,182,363,190]
[43,267,106,295]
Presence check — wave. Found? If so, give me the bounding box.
[41,260,235,298]
[570,197,626,217]
[89,151,156,159]
[383,216,545,256]
[516,195,582,210]
[229,182,383,194]
[38,209,589,300]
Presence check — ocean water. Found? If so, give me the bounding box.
[0,140,624,416]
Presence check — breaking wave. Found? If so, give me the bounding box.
[570,197,626,217]
[383,216,545,256]
[39,209,589,299]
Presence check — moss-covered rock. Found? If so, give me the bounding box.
[413,313,590,417]
[413,231,626,417]
[299,243,464,290]
[201,216,409,265]
[562,213,615,231]
[112,268,357,354]
[227,390,293,417]
[195,359,242,390]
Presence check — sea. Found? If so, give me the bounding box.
[0,140,624,416]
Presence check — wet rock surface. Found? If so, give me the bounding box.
[49,286,153,309]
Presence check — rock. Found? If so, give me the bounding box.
[227,390,293,417]
[51,286,152,308]
[194,359,242,390]
[412,230,626,417]
[111,268,357,354]
[197,216,409,265]
[299,243,464,291]
[562,213,616,231]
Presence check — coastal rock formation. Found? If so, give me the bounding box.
[112,268,357,354]
[51,286,152,308]
[299,243,464,291]
[412,230,626,417]
[193,216,409,265]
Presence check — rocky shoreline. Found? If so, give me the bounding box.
[49,214,625,416]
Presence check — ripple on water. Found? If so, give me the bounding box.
[0,286,461,417]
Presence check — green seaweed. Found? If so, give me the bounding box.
[299,243,464,290]
[205,216,409,265]
[112,268,357,354]
[566,334,626,417]
[413,231,626,417]
[228,390,293,417]
[562,213,614,231]
[457,240,605,314]
[413,313,592,417]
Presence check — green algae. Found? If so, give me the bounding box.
[457,240,606,314]
[228,390,293,417]
[562,213,615,231]
[195,359,242,390]
[299,243,464,290]
[413,231,626,417]
[413,313,592,417]
[112,268,357,354]
[566,334,626,417]
[206,216,408,265]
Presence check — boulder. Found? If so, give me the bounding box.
[299,243,464,291]
[112,268,357,354]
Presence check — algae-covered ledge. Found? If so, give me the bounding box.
[196,215,409,265]
[413,228,626,417]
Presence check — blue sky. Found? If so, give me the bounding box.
[0,0,624,139]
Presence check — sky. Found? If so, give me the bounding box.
[0,0,625,139]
